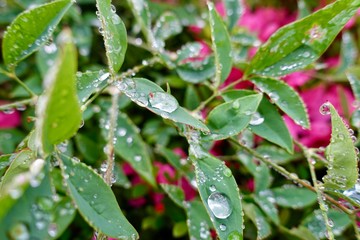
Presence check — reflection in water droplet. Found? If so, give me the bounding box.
[220,223,227,231]
[48,223,58,237]
[9,222,29,240]
[223,168,232,177]
[249,112,264,126]
[149,92,179,113]
[319,102,331,115]
[209,185,216,192]
[207,192,232,219]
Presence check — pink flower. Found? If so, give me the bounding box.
[155,162,176,184]
[0,102,21,129]
[180,177,197,201]
[283,71,314,88]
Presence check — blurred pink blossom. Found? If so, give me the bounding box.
[0,102,21,129]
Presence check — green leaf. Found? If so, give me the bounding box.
[35,29,82,155]
[113,163,131,189]
[58,153,138,239]
[250,77,309,128]
[279,226,316,240]
[176,42,202,63]
[77,70,110,103]
[246,0,360,77]
[96,0,127,74]
[115,78,209,131]
[36,43,59,78]
[74,133,103,164]
[243,202,271,239]
[301,209,351,239]
[176,56,216,84]
[222,90,293,152]
[208,2,232,85]
[160,183,185,208]
[153,11,182,42]
[205,93,262,140]
[184,85,201,110]
[184,200,213,240]
[272,185,317,209]
[110,112,156,187]
[51,197,76,239]
[0,154,11,177]
[2,0,73,68]
[223,0,243,31]
[0,129,26,154]
[191,153,243,240]
[256,145,300,165]
[323,102,358,190]
[254,190,280,225]
[337,31,358,73]
[346,67,360,101]
[173,221,188,238]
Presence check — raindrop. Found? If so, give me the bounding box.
[126,136,133,145]
[223,168,232,177]
[48,223,58,237]
[3,108,15,114]
[249,112,264,126]
[117,128,127,136]
[134,155,142,162]
[351,135,357,143]
[9,222,29,240]
[99,72,110,81]
[111,14,121,25]
[110,4,116,13]
[232,100,240,109]
[207,192,233,219]
[219,223,227,231]
[16,104,26,111]
[337,133,345,140]
[209,185,216,192]
[149,92,179,113]
[319,102,331,115]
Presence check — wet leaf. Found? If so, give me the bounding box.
[223,0,243,31]
[2,0,73,68]
[205,93,262,140]
[153,11,182,43]
[243,202,271,239]
[251,77,309,129]
[323,102,358,190]
[0,154,11,177]
[160,183,185,208]
[76,70,109,103]
[184,200,213,240]
[337,31,358,73]
[96,0,127,74]
[272,185,317,209]
[246,0,360,77]
[256,145,300,165]
[51,197,76,239]
[176,56,216,84]
[58,153,138,239]
[191,153,243,240]
[346,67,360,101]
[254,190,280,225]
[208,2,232,85]
[114,78,209,131]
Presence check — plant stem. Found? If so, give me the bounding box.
[7,72,37,97]
[0,98,35,111]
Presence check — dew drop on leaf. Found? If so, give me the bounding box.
[319,102,331,115]
[227,230,242,240]
[207,192,233,219]
[149,92,179,113]
[9,222,29,240]
[209,185,216,192]
[249,112,264,126]
[220,223,227,231]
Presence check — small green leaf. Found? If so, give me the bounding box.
[191,153,243,240]
[96,0,127,74]
[301,209,351,239]
[208,2,232,85]
[160,183,185,208]
[272,185,317,209]
[58,153,138,239]
[337,31,358,73]
[115,78,209,131]
[346,67,360,101]
[35,29,82,155]
[176,56,216,84]
[76,70,109,103]
[222,90,293,152]
[184,200,213,240]
[251,77,309,128]
[254,190,280,225]
[103,112,156,187]
[2,0,73,68]
[205,93,262,140]
[223,0,243,30]
[153,11,182,43]
[323,102,358,190]
[243,202,271,239]
[246,0,360,77]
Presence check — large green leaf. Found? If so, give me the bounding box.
[208,2,232,85]
[35,29,82,155]
[246,0,360,77]
[184,200,213,240]
[205,93,262,140]
[322,102,358,190]
[223,0,243,31]
[250,77,309,128]
[2,0,73,68]
[114,77,209,131]
[96,0,127,74]
[243,202,271,239]
[222,89,293,152]
[104,112,156,187]
[58,154,138,239]
[272,185,317,209]
[191,153,243,240]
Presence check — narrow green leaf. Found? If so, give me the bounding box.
[251,77,310,128]
[337,31,358,73]
[160,183,185,208]
[243,202,271,239]
[76,70,110,103]
[346,67,360,100]
[301,209,351,239]
[191,153,243,240]
[222,90,293,152]
[254,190,280,225]
[279,226,317,240]
[113,163,131,189]
[184,200,213,240]
[205,93,262,140]
[322,102,358,190]
[114,78,209,131]
[2,0,73,68]
[96,0,127,74]
[208,2,232,85]
[272,185,317,209]
[246,0,360,77]
[58,154,138,239]
[184,85,201,111]
[35,29,82,155]
[223,0,243,30]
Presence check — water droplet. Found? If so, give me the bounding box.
[111,14,121,25]
[320,102,331,115]
[207,192,232,219]
[126,136,133,145]
[337,133,345,140]
[149,92,179,113]
[99,72,110,81]
[3,108,15,114]
[249,112,264,126]
[110,4,116,13]
[227,230,242,240]
[209,185,216,192]
[232,100,240,109]
[9,222,29,240]
[117,128,127,136]
[220,223,227,231]
[16,104,26,111]
[48,223,58,237]
[223,168,232,177]
[134,155,142,162]
[351,135,357,143]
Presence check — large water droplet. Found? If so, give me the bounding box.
[249,112,264,126]
[227,230,242,240]
[9,222,29,240]
[149,92,179,113]
[320,102,331,115]
[207,192,232,219]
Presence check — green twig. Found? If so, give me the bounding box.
[5,71,37,97]
[0,98,35,111]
